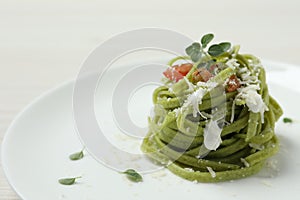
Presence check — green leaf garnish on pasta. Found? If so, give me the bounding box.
[201,33,214,48]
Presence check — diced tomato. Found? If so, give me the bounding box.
[174,63,193,76]
[192,68,213,83]
[163,63,192,82]
[163,68,184,82]
[226,75,241,92]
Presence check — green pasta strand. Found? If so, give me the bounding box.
[167,161,264,183]
[246,112,260,142]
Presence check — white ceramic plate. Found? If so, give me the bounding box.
[2,60,300,200]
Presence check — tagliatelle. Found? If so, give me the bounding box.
[141,41,283,182]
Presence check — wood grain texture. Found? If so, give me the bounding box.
[1,0,300,199]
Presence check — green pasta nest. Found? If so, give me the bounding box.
[141,34,283,182]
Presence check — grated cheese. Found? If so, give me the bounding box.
[226,59,239,69]
[185,88,206,117]
[184,168,195,172]
[240,158,250,167]
[229,59,268,123]
[181,80,218,118]
[206,167,216,178]
[237,86,268,123]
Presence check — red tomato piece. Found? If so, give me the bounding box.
[163,63,192,82]
[174,63,193,76]
[163,68,184,82]
[192,68,213,83]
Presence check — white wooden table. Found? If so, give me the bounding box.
[1,0,300,199]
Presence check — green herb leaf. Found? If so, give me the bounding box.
[58,176,81,185]
[208,44,224,56]
[122,169,143,182]
[283,117,293,123]
[185,42,202,62]
[219,42,231,51]
[69,149,84,161]
[201,33,214,48]
[208,42,231,57]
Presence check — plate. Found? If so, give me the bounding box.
[2,60,300,200]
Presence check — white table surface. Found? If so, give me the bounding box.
[1,0,300,199]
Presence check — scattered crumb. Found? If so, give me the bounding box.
[261,180,272,187]
[151,170,167,179]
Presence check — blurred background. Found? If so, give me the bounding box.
[0,0,299,199]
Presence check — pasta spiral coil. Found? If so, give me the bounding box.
[141,48,283,182]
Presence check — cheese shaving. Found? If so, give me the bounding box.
[206,167,216,178]
[203,119,223,150]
